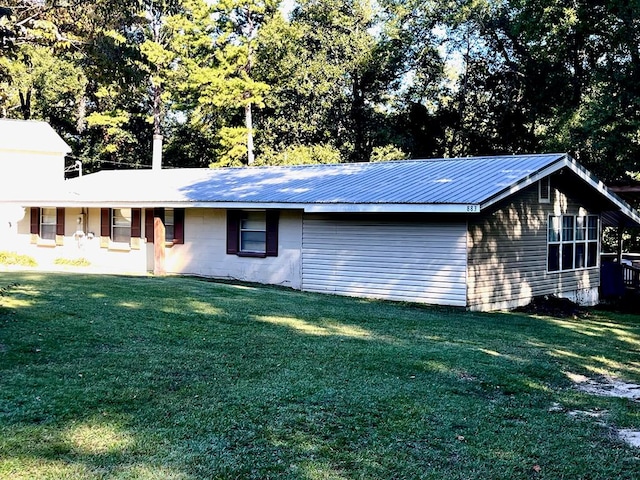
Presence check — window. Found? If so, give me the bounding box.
[548,214,599,272]
[112,208,132,243]
[227,210,279,257]
[539,177,551,203]
[165,208,175,242]
[30,207,65,241]
[100,208,142,246]
[144,208,184,244]
[240,211,266,253]
[40,208,57,240]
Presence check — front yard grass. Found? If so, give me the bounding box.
[0,272,639,479]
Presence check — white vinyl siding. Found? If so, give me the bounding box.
[302,216,468,306]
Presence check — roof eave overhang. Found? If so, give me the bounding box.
[303,203,479,213]
[0,148,71,156]
[3,199,481,214]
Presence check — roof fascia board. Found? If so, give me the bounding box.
[480,154,640,226]
[303,204,479,213]
[0,148,71,156]
[563,157,640,226]
[4,200,481,214]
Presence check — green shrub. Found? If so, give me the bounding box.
[0,251,37,267]
[370,144,408,162]
[255,144,342,166]
[53,257,91,267]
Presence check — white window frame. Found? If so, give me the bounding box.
[40,207,57,241]
[164,208,175,242]
[547,214,599,272]
[239,210,267,254]
[112,208,132,244]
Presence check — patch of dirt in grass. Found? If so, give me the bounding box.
[514,295,590,318]
[562,373,640,448]
[570,375,640,402]
[618,430,640,448]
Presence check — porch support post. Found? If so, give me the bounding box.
[617,223,624,264]
[154,216,166,276]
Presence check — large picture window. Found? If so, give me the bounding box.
[548,215,598,272]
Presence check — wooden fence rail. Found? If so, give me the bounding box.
[622,263,640,289]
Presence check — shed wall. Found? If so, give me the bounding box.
[302,215,468,306]
[467,183,600,311]
[0,151,66,183]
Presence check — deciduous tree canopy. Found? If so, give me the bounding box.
[1,0,639,183]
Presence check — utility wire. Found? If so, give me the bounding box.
[66,154,152,169]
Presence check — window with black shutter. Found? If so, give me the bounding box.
[227,209,278,257]
[144,208,184,244]
[100,208,142,246]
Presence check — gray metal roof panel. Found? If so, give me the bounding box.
[2,152,638,226]
[12,153,566,206]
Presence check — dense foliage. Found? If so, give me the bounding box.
[1,0,640,184]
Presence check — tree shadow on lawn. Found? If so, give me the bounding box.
[1,272,639,479]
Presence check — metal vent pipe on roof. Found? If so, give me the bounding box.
[152,135,163,170]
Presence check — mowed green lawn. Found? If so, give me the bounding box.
[0,272,639,479]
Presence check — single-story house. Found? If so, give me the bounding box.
[2,119,640,311]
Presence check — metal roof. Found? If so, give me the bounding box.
[18,153,565,207]
[0,119,71,154]
[1,153,639,226]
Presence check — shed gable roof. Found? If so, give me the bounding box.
[0,119,71,155]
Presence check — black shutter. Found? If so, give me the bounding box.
[145,209,154,243]
[131,208,142,238]
[56,208,65,236]
[265,210,279,257]
[100,208,111,237]
[174,208,185,244]
[226,210,240,254]
[30,207,40,235]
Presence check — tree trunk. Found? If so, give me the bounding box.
[351,71,368,162]
[245,101,254,165]
[152,83,163,169]
[19,89,31,120]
